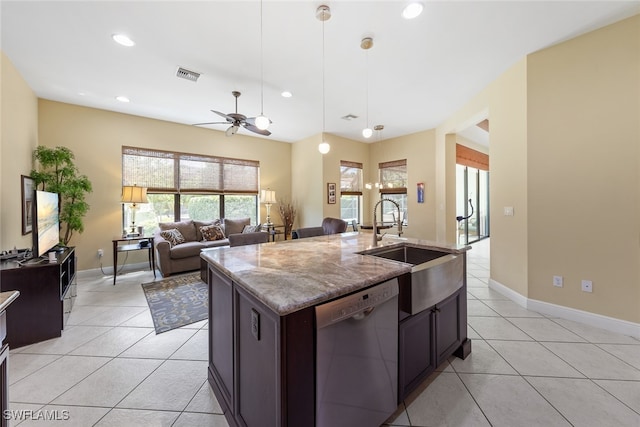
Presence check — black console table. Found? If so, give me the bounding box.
[112,237,155,285]
[0,247,76,348]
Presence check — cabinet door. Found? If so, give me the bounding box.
[398,307,434,402]
[0,343,7,427]
[235,287,279,427]
[208,267,234,412]
[435,289,463,366]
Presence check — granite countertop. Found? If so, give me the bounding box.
[201,232,469,316]
[0,291,20,312]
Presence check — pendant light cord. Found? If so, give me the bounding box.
[260,0,264,115]
[322,9,326,134]
[365,49,369,129]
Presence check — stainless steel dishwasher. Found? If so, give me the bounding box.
[316,278,399,427]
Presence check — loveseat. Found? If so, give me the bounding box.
[154,218,264,277]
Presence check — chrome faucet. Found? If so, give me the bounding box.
[372,198,403,246]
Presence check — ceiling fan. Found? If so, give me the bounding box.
[193,91,271,137]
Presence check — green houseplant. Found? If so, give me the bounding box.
[30,146,92,245]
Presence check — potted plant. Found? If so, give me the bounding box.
[277,198,296,238]
[30,146,92,245]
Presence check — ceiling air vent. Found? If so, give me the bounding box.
[341,114,359,121]
[176,67,200,82]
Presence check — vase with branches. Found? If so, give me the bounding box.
[277,198,296,238]
[30,146,92,245]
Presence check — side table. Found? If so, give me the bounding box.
[261,224,286,242]
[112,237,155,285]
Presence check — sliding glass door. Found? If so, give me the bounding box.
[456,165,490,245]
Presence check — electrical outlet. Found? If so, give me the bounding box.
[97,249,104,258]
[581,280,593,293]
[553,275,563,287]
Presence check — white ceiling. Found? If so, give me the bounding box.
[2,1,638,144]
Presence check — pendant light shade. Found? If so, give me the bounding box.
[362,128,373,138]
[317,5,331,154]
[255,114,270,130]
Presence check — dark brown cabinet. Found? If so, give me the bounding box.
[398,285,470,401]
[0,247,76,348]
[207,264,314,427]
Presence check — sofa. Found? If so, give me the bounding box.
[292,217,348,239]
[154,217,265,277]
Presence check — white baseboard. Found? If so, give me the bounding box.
[488,278,640,339]
[78,261,152,279]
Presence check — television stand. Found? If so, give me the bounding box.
[0,247,77,348]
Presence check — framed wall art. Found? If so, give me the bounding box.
[417,182,425,203]
[327,182,336,204]
[21,175,34,234]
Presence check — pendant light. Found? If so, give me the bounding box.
[361,37,373,139]
[317,5,331,154]
[255,0,270,131]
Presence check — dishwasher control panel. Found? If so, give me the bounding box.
[315,278,399,328]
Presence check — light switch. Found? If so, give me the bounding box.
[504,207,514,216]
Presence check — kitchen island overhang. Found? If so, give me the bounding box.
[202,232,471,427]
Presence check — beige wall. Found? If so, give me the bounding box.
[527,15,639,322]
[1,52,38,251]
[291,133,324,227]
[370,129,437,240]
[37,100,292,270]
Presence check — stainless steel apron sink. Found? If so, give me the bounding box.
[360,244,464,315]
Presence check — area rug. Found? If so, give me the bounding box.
[141,272,208,334]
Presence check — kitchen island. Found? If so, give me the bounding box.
[201,232,471,427]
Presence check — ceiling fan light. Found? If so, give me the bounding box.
[318,142,330,154]
[362,127,373,138]
[402,2,423,19]
[255,114,270,130]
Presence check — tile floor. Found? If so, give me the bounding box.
[7,238,640,426]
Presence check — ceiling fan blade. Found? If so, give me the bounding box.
[243,122,271,136]
[211,110,234,122]
[225,125,239,137]
[192,121,230,126]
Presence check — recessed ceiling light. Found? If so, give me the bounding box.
[112,34,135,47]
[402,2,423,19]
[115,96,130,103]
[281,91,292,98]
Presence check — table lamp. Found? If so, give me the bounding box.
[260,189,276,226]
[121,185,148,235]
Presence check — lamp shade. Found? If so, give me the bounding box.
[260,189,276,204]
[121,185,148,204]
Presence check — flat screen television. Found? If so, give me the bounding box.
[32,190,60,258]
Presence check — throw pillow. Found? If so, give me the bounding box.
[200,225,226,241]
[160,228,186,247]
[242,224,262,234]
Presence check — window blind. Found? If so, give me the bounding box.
[122,146,259,194]
[340,160,363,195]
[379,159,407,194]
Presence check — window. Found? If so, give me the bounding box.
[379,159,408,225]
[122,147,259,235]
[340,160,363,223]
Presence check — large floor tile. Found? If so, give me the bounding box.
[597,343,640,370]
[10,355,111,404]
[77,306,147,326]
[184,381,224,414]
[119,328,197,359]
[16,405,110,427]
[593,379,640,414]
[118,310,155,328]
[69,326,153,357]
[551,318,639,344]
[506,317,587,342]
[95,408,179,426]
[466,300,500,317]
[65,305,112,325]
[170,329,209,360]
[404,372,490,426]
[488,340,584,378]
[173,412,229,427]
[8,353,61,385]
[450,340,517,375]
[52,358,162,407]
[460,373,570,426]
[467,317,533,341]
[527,376,640,427]
[117,359,208,411]
[17,325,112,355]
[481,300,543,317]
[384,403,410,426]
[467,288,509,301]
[542,342,640,380]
